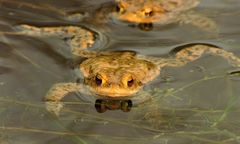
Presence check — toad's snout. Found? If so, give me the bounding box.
[93,84,140,97]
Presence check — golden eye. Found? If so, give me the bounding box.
[95,74,103,86]
[127,78,134,87]
[116,4,125,13]
[122,74,135,87]
[116,5,121,12]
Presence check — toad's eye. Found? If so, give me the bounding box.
[127,78,134,87]
[116,5,121,12]
[116,4,125,13]
[95,75,102,86]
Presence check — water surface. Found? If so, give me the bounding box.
[0,0,240,144]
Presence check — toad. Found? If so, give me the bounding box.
[111,0,217,31]
[16,25,239,115]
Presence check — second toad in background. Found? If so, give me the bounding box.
[93,0,218,31]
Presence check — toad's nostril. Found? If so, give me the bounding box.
[107,83,111,87]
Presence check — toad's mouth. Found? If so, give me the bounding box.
[117,13,163,23]
[96,91,137,97]
[90,87,141,97]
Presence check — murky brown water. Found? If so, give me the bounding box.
[0,0,240,144]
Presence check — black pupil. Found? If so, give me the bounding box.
[96,76,102,86]
[116,5,120,12]
[127,79,134,87]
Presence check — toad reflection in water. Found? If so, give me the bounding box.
[16,25,240,115]
[94,99,133,113]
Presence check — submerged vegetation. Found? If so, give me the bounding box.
[0,72,239,143]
